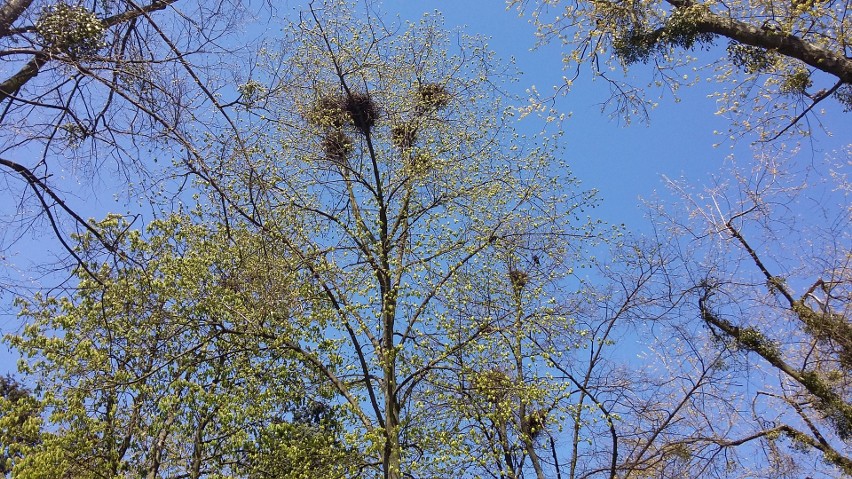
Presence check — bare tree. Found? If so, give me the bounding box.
[509,150,851,479]
[634,150,852,477]
[0,0,255,278]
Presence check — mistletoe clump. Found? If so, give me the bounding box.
[663,5,714,50]
[391,122,417,150]
[835,85,852,112]
[416,83,451,112]
[307,94,348,129]
[728,42,777,73]
[308,91,379,134]
[522,409,548,438]
[613,5,714,65]
[472,369,512,404]
[508,269,529,291]
[36,3,105,58]
[322,129,353,164]
[780,69,813,95]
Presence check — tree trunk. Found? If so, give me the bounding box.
[382,282,402,479]
[0,0,33,37]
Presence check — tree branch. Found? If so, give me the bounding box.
[666,0,852,84]
[699,288,852,440]
[0,0,176,104]
[0,53,47,103]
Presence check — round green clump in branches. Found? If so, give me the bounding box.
[727,42,777,74]
[780,69,813,95]
[612,5,714,66]
[508,269,529,291]
[406,150,433,175]
[416,83,451,112]
[36,3,105,58]
[472,369,513,404]
[322,129,353,163]
[307,91,379,133]
[307,94,349,129]
[835,86,852,111]
[522,409,548,438]
[391,122,417,150]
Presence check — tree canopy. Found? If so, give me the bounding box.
[0,1,849,478]
[4,2,604,477]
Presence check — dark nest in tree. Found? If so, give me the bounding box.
[417,83,451,112]
[342,91,378,133]
[522,409,548,438]
[391,123,417,150]
[321,129,353,164]
[508,269,529,291]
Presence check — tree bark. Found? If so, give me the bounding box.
[0,0,33,37]
[0,53,47,102]
[382,288,402,479]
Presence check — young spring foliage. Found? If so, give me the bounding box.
[8,214,359,478]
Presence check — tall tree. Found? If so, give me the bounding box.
[202,2,602,476]
[0,375,42,475]
[8,214,359,478]
[7,1,603,478]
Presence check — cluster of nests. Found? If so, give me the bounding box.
[306,83,451,163]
